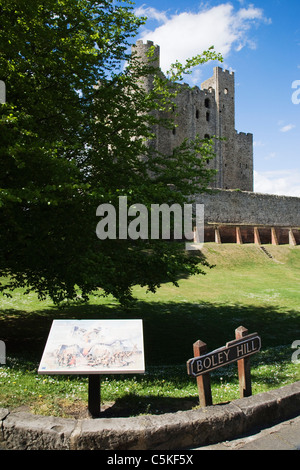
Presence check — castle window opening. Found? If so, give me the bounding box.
[172,127,176,135]
[204,98,210,108]
[224,88,228,95]
[206,112,210,122]
[196,109,199,119]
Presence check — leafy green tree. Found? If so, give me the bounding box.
[0,0,222,305]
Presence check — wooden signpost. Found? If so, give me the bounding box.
[187,326,261,407]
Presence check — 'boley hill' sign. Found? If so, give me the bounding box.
[187,333,261,377]
[187,327,261,407]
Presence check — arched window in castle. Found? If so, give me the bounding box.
[204,98,210,108]
[224,88,228,95]
[196,109,199,119]
[206,111,210,122]
[172,127,176,135]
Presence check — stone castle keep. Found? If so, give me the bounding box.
[134,40,300,246]
[134,39,253,192]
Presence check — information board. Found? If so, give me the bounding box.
[38,319,145,374]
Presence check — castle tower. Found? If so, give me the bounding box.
[132,40,253,192]
[132,40,160,68]
[0,80,6,104]
[201,67,253,191]
[131,40,160,92]
[202,67,235,189]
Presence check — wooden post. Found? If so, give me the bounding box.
[254,227,261,245]
[289,228,297,247]
[271,227,279,245]
[193,340,213,407]
[236,227,243,244]
[88,375,101,417]
[215,227,221,244]
[235,326,252,398]
[193,226,198,243]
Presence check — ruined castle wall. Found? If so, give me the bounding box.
[150,81,221,187]
[133,41,254,192]
[232,132,253,191]
[172,84,219,187]
[193,189,300,227]
[204,68,253,192]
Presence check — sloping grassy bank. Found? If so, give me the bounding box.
[0,244,299,417]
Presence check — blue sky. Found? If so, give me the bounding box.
[132,0,300,196]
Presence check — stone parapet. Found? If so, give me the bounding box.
[193,189,300,227]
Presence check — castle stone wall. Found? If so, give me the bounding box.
[233,132,253,191]
[193,189,300,227]
[133,41,300,235]
[133,41,254,192]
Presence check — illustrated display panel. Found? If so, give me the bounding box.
[38,319,145,374]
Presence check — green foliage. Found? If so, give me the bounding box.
[0,0,221,305]
[166,46,223,82]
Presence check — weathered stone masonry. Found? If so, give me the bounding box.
[193,189,300,245]
[133,40,300,244]
[133,40,253,192]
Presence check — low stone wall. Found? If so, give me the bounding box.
[1,382,300,450]
[193,189,300,227]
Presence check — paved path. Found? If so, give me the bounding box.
[195,415,300,450]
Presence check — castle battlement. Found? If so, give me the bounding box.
[136,39,156,46]
[223,69,234,76]
[214,66,234,76]
[132,40,160,68]
[237,131,253,138]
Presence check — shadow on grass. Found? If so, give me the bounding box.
[1,299,299,418]
[100,394,201,418]
[1,299,299,365]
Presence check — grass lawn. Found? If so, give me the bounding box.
[0,243,299,418]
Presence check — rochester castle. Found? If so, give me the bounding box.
[133,39,253,192]
[133,40,300,245]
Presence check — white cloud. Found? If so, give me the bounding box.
[135,5,168,23]
[280,124,296,133]
[135,3,270,74]
[254,170,300,197]
[253,140,265,148]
